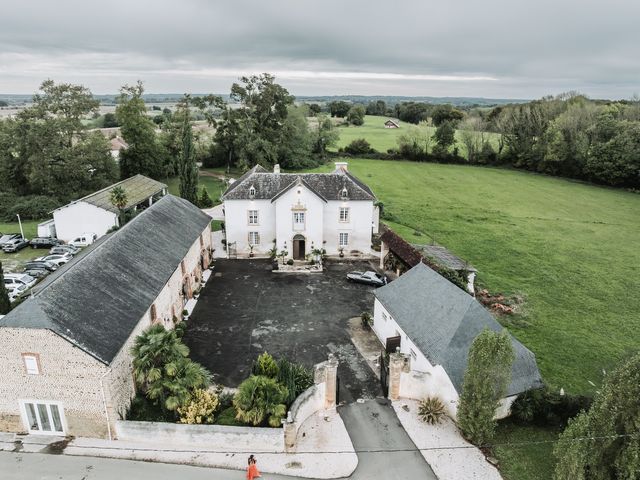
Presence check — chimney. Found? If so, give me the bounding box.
[273,164,281,174]
[334,161,348,172]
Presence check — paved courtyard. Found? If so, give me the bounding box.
[183,259,382,402]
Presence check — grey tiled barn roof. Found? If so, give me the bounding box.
[222,165,375,201]
[0,195,211,365]
[55,174,167,214]
[413,244,477,272]
[375,263,542,396]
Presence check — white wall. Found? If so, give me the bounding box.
[223,185,376,258]
[275,184,325,257]
[224,199,275,256]
[53,202,117,243]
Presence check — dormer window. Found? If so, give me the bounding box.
[341,188,348,200]
[249,185,256,199]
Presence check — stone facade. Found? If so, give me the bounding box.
[0,224,212,438]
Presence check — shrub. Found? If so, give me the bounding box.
[198,186,214,208]
[254,352,279,378]
[178,388,220,424]
[511,387,592,427]
[276,358,313,405]
[233,375,288,427]
[344,138,373,155]
[286,259,294,265]
[418,397,446,425]
[361,311,372,330]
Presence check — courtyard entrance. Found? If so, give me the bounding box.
[292,234,306,260]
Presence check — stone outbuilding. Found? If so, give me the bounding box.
[0,195,212,438]
[372,263,543,419]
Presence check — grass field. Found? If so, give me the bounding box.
[308,159,640,395]
[163,173,227,204]
[0,219,44,273]
[331,115,502,158]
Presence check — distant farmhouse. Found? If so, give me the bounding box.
[48,175,167,242]
[0,196,212,438]
[222,162,379,259]
[384,119,400,128]
[373,263,543,419]
[109,136,128,160]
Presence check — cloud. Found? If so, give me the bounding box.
[0,0,638,98]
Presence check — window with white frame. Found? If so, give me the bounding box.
[248,210,259,225]
[341,187,348,199]
[248,231,260,245]
[293,211,305,230]
[339,232,349,247]
[249,186,256,198]
[22,354,40,375]
[339,207,349,222]
[382,312,388,322]
[21,401,64,434]
[409,348,417,362]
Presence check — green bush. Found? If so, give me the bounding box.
[216,406,245,426]
[418,397,446,425]
[286,259,294,265]
[511,387,592,427]
[178,388,220,424]
[344,138,373,155]
[233,375,287,427]
[276,358,314,405]
[254,352,279,378]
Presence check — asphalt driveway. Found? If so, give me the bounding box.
[183,259,382,402]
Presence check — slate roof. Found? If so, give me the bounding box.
[55,174,167,214]
[222,164,375,201]
[413,244,477,272]
[0,195,211,365]
[375,263,542,396]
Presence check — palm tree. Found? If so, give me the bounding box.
[109,186,128,226]
[131,324,211,412]
[233,375,288,427]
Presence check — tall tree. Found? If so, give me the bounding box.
[346,105,366,125]
[109,185,128,226]
[432,120,457,155]
[117,81,164,179]
[178,98,199,204]
[457,329,515,445]
[312,114,339,157]
[0,262,11,314]
[554,353,640,479]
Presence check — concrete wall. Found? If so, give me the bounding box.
[0,328,110,437]
[115,420,283,452]
[53,201,117,242]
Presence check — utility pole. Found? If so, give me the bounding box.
[16,214,25,239]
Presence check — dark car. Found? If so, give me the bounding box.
[2,237,30,253]
[346,270,388,287]
[0,233,22,247]
[23,267,49,278]
[30,237,61,249]
[24,260,58,272]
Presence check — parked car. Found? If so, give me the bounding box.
[23,267,49,278]
[50,245,80,256]
[35,254,72,266]
[69,233,97,248]
[346,270,388,287]
[7,283,29,302]
[0,233,21,247]
[4,273,37,289]
[24,260,57,272]
[30,237,61,249]
[2,237,30,253]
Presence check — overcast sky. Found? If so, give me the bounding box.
[1,0,638,99]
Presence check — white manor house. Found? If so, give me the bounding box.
[222,162,380,259]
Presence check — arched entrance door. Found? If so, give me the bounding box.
[292,234,306,260]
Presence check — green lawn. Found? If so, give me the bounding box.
[163,173,227,205]
[308,159,640,396]
[0,219,44,273]
[493,421,561,480]
[331,115,502,158]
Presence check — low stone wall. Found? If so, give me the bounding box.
[115,420,283,453]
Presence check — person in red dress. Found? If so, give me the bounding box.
[247,455,261,480]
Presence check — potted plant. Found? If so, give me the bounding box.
[279,250,289,265]
[339,247,345,258]
[249,245,255,258]
[361,312,372,330]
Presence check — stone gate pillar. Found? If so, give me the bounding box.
[388,352,405,400]
[324,353,339,408]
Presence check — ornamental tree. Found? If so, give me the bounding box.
[457,329,515,445]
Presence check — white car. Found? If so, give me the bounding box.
[4,273,37,289]
[7,283,29,302]
[69,233,97,248]
[35,253,72,266]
